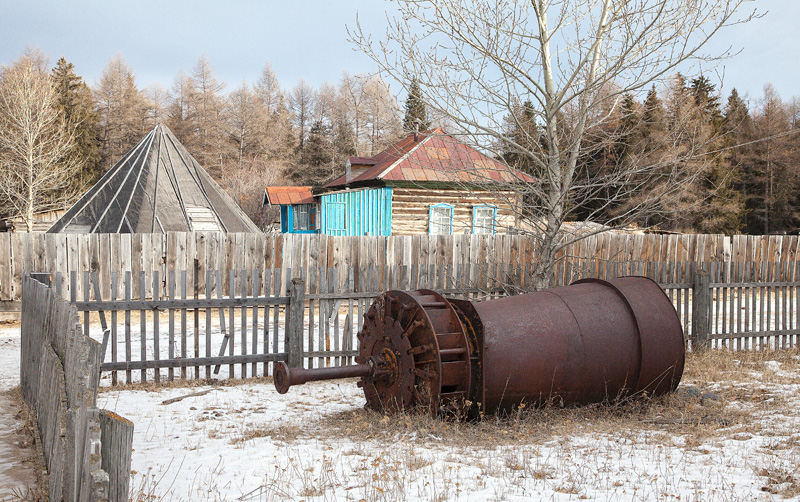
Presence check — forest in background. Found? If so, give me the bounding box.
[1,48,799,235]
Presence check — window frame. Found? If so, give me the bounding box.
[428,203,454,235]
[324,201,347,232]
[472,205,497,235]
[291,204,316,233]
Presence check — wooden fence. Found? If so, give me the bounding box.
[63,261,800,387]
[21,275,133,501]
[7,231,800,305]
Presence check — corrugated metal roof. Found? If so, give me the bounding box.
[264,186,315,205]
[324,129,535,188]
[48,124,260,233]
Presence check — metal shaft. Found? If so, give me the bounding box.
[273,361,374,394]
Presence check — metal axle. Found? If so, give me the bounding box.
[274,361,374,394]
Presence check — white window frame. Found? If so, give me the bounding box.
[429,203,454,235]
[472,205,497,235]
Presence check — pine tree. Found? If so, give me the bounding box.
[690,76,723,133]
[402,78,430,133]
[641,86,666,144]
[51,57,102,190]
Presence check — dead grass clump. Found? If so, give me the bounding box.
[230,423,303,445]
[685,347,800,383]
[757,465,800,498]
[313,389,739,452]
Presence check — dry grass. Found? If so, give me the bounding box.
[685,347,800,383]
[234,349,798,468]
[113,347,800,501]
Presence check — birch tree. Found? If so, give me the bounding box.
[0,51,82,231]
[352,0,756,288]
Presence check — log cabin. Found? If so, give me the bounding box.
[264,129,534,236]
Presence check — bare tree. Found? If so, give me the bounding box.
[94,53,147,171]
[254,62,295,160]
[289,79,315,162]
[0,50,82,231]
[226,82,262,167]
[188,56,227,177]
[339,72,369,156]
[363,76,402,154]
[352,0,756,288]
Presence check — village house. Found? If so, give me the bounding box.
[264,129,533,236]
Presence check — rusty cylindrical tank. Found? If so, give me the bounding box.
[274,276,685,417]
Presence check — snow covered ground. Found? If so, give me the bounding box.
[4,312,800,501]
[92,349,800,502]
[0,323,36,501]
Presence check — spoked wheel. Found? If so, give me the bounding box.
[357,289,472,416]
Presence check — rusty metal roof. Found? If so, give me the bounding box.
[263,186,315,206]
[324,129,535,188]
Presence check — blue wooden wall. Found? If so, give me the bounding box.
[318,187,393,236]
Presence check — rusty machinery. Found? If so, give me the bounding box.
[274,276,685,417]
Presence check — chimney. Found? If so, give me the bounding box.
[345,158,352,184]
[413,120,419,142]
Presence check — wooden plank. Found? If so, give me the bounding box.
[0,234,11,301]
[168,271,176,381]
[261,269,271,375]
[180,270,188,380]
[139,271,147,383]
[74,296,289,311]
[240,269,248,378]
[252,269,259,377]
[272,269,281,361]
[101,353,287,371]
[110,271,118,386]
[205,270,213,379]
[152,270,160,383]
[308,266,318,368]
[124,271,132,384]
[228,270,235,377]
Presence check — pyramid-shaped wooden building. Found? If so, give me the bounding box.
[49,124,259,233]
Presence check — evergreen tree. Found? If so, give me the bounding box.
[51,57,102,189]
[306,120,333,168]
[641,85,666,145]
[690,75,723,133]
[402,78,430,133]
[502,99,539,174]
[744,85,800,234]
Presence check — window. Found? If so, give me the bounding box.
[429,204,453,235]
[185,206,222,232]
[472,206,496,234]
[325,202,346,232]
[293,204,315,231]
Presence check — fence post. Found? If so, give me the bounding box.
[691,265,711,351]
[287,278,305,368]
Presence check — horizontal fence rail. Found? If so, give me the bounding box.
[61,260,800,387]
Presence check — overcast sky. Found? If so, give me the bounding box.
[1,0,798,105]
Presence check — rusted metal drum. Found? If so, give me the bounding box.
[468,276,685,413]
[274,276,685,418]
